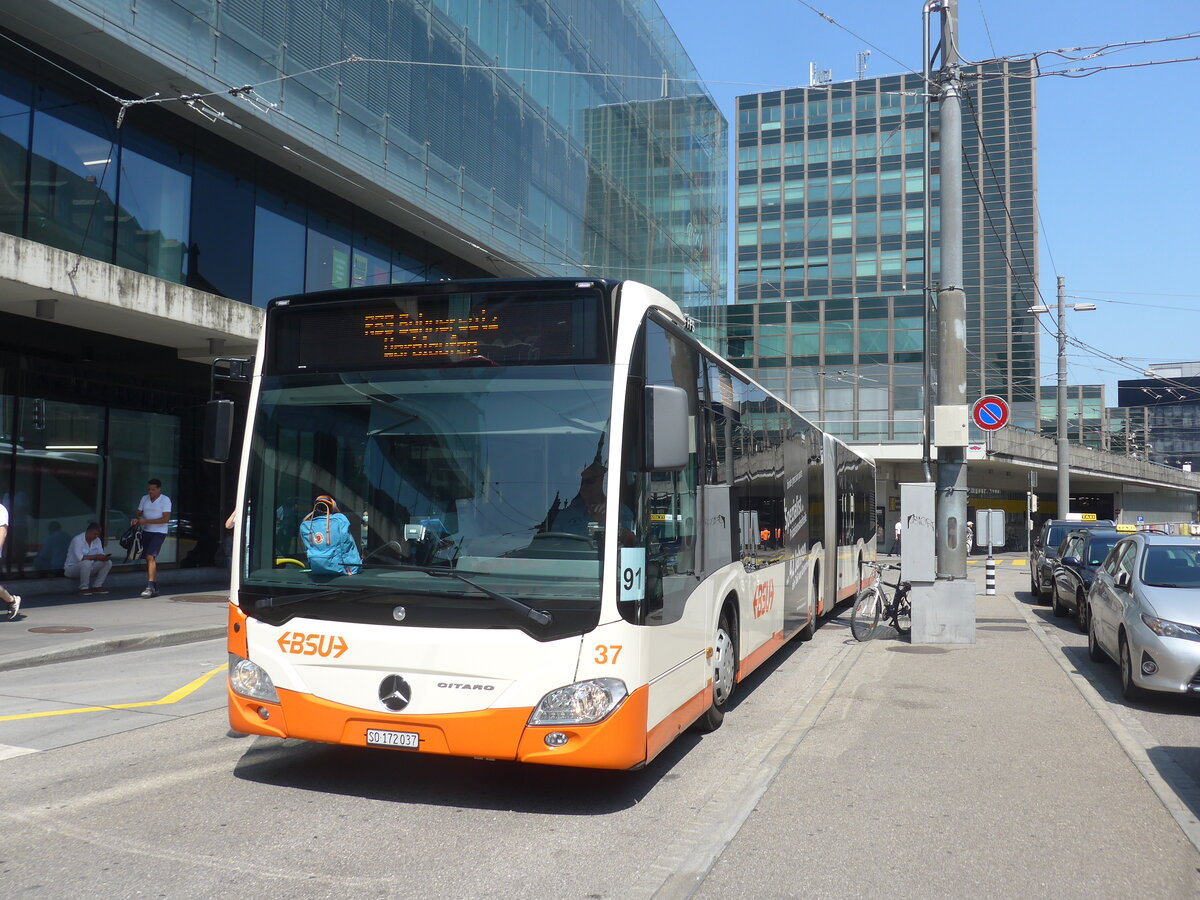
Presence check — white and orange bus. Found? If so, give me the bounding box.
[219,278,875,769]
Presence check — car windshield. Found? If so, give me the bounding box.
[1046,525,1072,553]
[241,365,616,621]
[1141,546,1200,588]
[1085,535,1120,566]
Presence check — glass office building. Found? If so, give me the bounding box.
[725,60,1037,442]
[0,0,724,579]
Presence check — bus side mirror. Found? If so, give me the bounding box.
[203,399,236,464]
[645,384,689,471]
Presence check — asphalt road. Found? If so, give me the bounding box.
[1,561,1198,898]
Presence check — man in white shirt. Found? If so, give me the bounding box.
[65,522,113,595]
[132,479,172,598]
[0,502,22,619]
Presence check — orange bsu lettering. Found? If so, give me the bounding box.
[752,582,775,619]
[277,631,349,658]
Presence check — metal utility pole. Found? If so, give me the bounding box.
[934,0,967,580]
[910,0,974,645]
[1056,275,1070,518]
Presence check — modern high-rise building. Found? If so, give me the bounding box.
[723,60,1038,451]
[0,0,725,579]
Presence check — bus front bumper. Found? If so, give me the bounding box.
[228,683,651,770]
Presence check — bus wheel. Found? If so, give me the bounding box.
[694,610,737,733]
[798,570,819,641]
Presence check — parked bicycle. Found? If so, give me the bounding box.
[851,561,912,641]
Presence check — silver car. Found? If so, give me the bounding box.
[1087,533,1200,700]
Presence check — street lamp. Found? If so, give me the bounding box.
[1029,277,1095,519]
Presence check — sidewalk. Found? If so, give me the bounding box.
[0,566,229,672]
[693,554,1200,897]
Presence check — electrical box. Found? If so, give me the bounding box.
[900,482,936,582]
[933,405,968,447]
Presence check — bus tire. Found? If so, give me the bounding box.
[798,569,818,641]
[694,607,737,733]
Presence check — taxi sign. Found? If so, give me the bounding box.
[1115,524,1136,533]
[1080,513,1097,522]
[971,395,1010,431]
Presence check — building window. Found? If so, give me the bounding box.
[0,71,32,238]
[189,159,254,301]
[115,132,192,284]
[825,321,853,355]
[894,315,924,352]
[252,190,306,307]
[28,104,118,263]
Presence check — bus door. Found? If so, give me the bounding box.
[621,317,707,728]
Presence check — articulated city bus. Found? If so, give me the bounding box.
[223,279,875,769]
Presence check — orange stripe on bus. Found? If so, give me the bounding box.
[738,630,786,681]
[645,685,710,764]
[228,683,653,770]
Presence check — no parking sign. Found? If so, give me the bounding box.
[972,395,1010,431]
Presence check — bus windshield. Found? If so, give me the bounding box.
[241,364,616,630]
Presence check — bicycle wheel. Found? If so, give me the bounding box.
[850,586,884,641]
[893,592,912,635]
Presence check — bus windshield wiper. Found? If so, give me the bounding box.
[360,562,553,626]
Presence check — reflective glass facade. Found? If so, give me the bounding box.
[14,0,725,310]
[0,0,722,579]
[725,61,1037,440]
[1039,384,1107,449]
[0,60,462,308]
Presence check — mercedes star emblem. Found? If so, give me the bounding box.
[378,674,412,711]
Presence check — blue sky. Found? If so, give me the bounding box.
[654,0,1200,401]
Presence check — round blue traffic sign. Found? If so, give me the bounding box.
[972,395,1010,431]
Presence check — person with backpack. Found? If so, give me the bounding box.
[132,478,172,597]
[299,493,362,575]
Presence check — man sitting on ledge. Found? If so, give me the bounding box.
[65,522,113,596]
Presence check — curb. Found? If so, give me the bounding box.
[0,625,227,673]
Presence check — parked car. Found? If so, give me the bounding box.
[1050,529,1122,630]
[1087,533,1200,700]
[1030,518,1114,603]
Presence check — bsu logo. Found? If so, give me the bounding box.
[276,631,348,658]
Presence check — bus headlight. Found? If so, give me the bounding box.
[529,678,628,726]
[228,654,280,703]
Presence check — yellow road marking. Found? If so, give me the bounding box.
[0,664,225,722]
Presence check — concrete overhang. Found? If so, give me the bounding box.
[0,233,260,362]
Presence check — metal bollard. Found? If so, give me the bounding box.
[985,555,996,595]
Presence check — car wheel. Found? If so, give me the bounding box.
[1033,571,1049,604]
[1051,588,1066,618]
[1087,610,1106,663]
[1030,571,1040,599]
[1075,591,1088,633]
[1119,638,1144,701]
